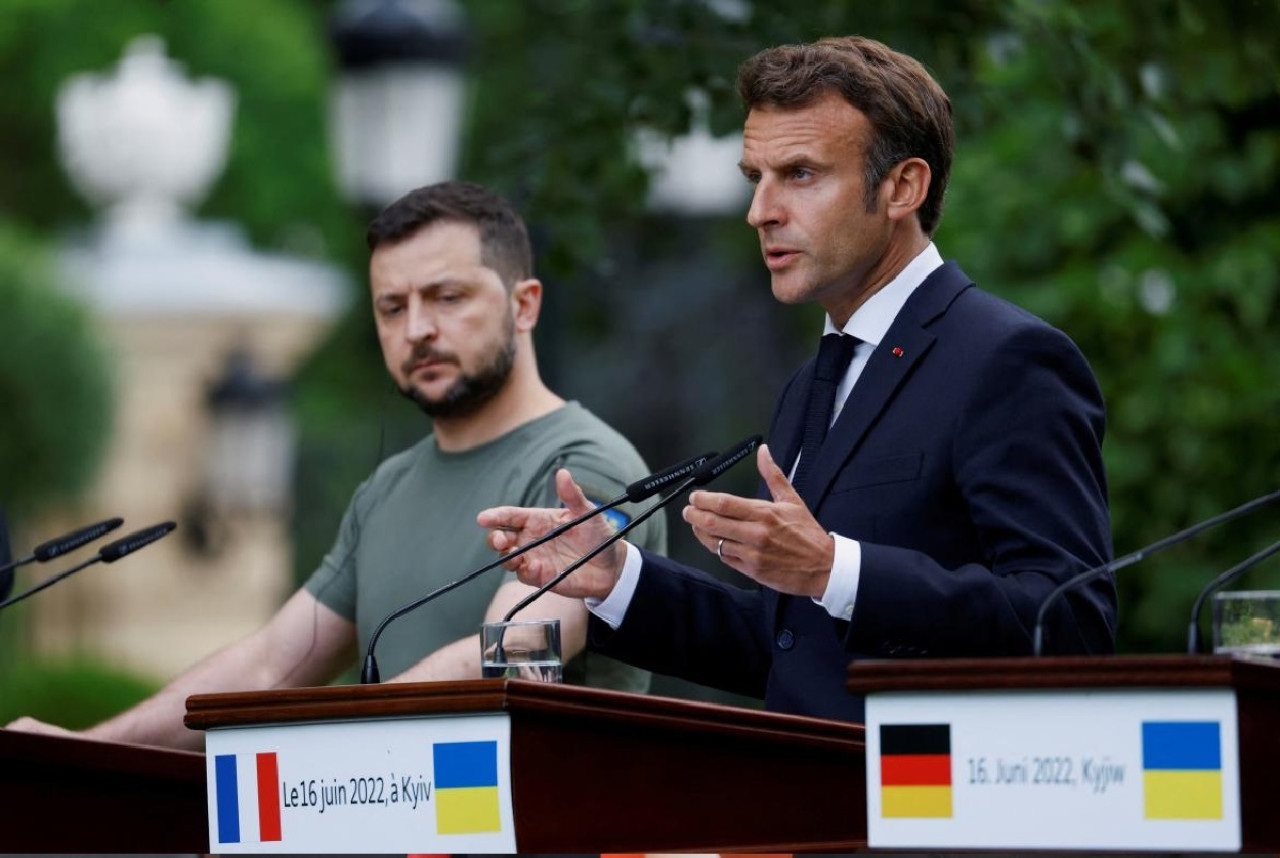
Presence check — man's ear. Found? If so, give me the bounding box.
[883,157,931,223]
[511,278,542,332]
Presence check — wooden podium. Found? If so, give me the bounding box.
[186,678,868,853]
[847,654,1280,853]
[0,727,206,852]
[11,655,1276,853]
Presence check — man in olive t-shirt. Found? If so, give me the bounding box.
[5,181,662,749]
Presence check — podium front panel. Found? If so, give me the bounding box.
[0,728,206,852]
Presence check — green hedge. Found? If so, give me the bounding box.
[0,223,114,513]
[0,657,159,729]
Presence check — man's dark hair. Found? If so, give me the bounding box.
[738,36,954,235]
[366,181,534,286]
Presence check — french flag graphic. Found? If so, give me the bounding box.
[214,752,283,844]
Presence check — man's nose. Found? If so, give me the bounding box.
[405,300,437,342]
[746,179,782,229]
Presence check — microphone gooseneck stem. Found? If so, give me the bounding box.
[1032,555,1142,657]
[0,554,35,577]
[1186,537,1280,654]
[1032,487,1280,656]
[0,557,100,610]
[502,475,698,623]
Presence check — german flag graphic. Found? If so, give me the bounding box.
[880,723,952,818]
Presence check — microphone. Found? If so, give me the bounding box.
[688,433,763,486]
[501,434,764,623]
[359,449,718,683]
[1186,538,1280,654]
[0,517,125,576]
[0,521,176,610]
[1032,488,1280,655]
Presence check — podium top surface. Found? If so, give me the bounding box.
[0,726,203,778]
[847,653,1280,695]
[185,677,864,749]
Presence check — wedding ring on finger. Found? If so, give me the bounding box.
[717,537,725,560]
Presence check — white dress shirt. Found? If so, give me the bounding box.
[591,243,945,628]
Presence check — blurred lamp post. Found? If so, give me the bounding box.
[185,347,293,557]
[204,347,293,516]
[330,0,469,207]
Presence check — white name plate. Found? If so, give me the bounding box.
[866,689,1240,851]
[204,713,516,853]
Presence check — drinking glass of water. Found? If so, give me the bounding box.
[1212,590,1280,658]
[481,618,562,682]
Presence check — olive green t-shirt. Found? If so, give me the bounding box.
[304,402,664,690]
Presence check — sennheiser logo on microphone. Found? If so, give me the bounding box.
[709,438,761,479]
[713,449,751,475]
[641,460,703,492]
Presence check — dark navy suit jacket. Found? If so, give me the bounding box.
[591,262,1117,722]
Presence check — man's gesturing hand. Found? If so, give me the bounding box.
[682,444,835,598]
[477,468,625,601]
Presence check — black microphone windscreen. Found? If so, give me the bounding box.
[692,435,763,486]
[624,451,718,502]
[99,521,177,563]
[33,517,125,562]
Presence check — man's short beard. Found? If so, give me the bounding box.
[399,328,517,420]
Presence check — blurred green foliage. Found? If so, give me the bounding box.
[0,223,113,512]
[0,657,159,728]
[936,0,1280,649]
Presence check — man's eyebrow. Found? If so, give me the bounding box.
[385,277,472,295]
[424,278,478,294]
[780,154,823,169]
[738,156,825,174]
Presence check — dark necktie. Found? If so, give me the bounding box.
[790,333,856,494]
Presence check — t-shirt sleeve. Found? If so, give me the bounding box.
[301,478,370,620]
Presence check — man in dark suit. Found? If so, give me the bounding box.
[480,36,1116,722]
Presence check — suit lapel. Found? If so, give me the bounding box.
[797,261,974,511]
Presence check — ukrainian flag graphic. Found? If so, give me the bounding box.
[433,740,501,835]
[1142,721,1223,820]
[880,724,952,818]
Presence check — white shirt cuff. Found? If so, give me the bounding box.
[812,534,861,621]
[585,540,643,629]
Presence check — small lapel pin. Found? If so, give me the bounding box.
[891,346,904,358]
